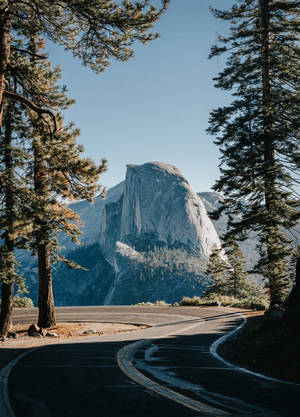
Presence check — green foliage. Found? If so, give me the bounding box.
[136,246,208,277]
[0,295,34,308]
[204,245,228,296]
[223,235,251,299]
[179,293,268,311]
[12,295,34,308]
[7,0,169,72]
[0,0,169,329]
[207,0,300,306]
[135,300,170,306]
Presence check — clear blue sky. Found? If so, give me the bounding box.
[48,0,234,193]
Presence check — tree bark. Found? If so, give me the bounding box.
[37,244,56,328]
[0,269,14,336]
[34,138,56,328]
[286,258,300,316]
[0,107,15,336]
[259,0,283,306]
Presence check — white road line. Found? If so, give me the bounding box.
[117,322,231,417]
[210,311,300,387]
[166,367,231,370]
[0,313,205,417]
[18,365,119,368]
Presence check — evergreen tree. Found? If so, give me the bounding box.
[0,38,61,334]
[204,245,228,296]
[0,0,169,129]
[0,36,106,330]
[23,40,106,328]
[0,99,31,335]
[207,0,300,306]
[0,0,169,329]
[223,235,251,299]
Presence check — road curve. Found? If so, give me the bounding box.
[0,306,299,417]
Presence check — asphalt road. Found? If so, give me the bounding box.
[1,306,299,417]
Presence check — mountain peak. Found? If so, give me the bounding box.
[127,161,186,179]
[101,161,222,258]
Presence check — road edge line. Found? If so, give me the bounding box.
[0,345,45,417]
[210,310,300,387]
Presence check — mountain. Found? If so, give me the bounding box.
[20,162,224,306]
[98,162,223,304]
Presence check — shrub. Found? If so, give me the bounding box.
[135,300,170,306]
[179,293,268,311]
[232,297,268,311]
[12,296,34,308]
[180,296,202,306]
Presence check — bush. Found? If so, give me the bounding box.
[12,296,34,308]
[232,297,268,311]
[135,300,170,306]
[179,293,268,311]
[180,296,202,306]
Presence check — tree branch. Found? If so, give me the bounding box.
[11,47,48,60]
[3,90,56,132]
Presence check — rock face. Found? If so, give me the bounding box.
[101,162,222,259]
[99,162,223,304]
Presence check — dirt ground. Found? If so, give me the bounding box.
[0,322,146,369]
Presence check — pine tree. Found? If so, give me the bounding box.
[223,235,251,299]
[0,36,106,330]
[0,0,169,129]
[0,0,169,328]
[207,0,300,306]
[0,105,17,335]
[22,39,106,328]
[0,99,31,335]
[204,245,228,296]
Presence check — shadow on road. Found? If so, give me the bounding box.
[3,311,298,417]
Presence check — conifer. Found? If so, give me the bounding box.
[23,39,106,328]
[208,0,300,306]
[0,0,169,129]
[0,99,31,335]
[204,245,228,296]
[0,0,168,328]
[223,235,251,299]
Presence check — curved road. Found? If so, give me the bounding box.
[0,306,299,417]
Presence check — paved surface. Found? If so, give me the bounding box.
[1,306,299,416]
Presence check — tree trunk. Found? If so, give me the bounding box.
[259,0,283,306]
[0,269,14,336]
[0,9,11,129]
[0,107,15,336]
[37,244,56,328]
[285,258,300,316]
[34,137,56,328]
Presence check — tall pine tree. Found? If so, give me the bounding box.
[0,98,31,335]
[22,39,106,328]
[0,0,169,330]
[208,0,300,306]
